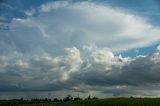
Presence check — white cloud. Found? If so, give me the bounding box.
[157,45,160,51]
[1,1,160,54]
[1,1,160,98]
[66,45,160,96]
[0,47,83,91]
[25,8,36,16]
[40,1,69,12]
[0,45,160,97]
[37,1,160,51]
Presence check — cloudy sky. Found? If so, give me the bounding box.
[0,0,160,99]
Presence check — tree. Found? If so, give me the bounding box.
[87,95,91,100]
[74,97,82,101]
[53,98,59,102]
[63,94,73,102]
[92,96,99,100]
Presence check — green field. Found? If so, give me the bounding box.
[70,98,160,106]
[2,98,160,106]
[0,100,54,106]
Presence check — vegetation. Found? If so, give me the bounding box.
[70,97,160,106]
[3,95,160,106]
[0,98,54,106]
[0,94,84,106]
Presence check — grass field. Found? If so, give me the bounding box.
[2,98,160,106]
[70,98,160,106]
[0,100,54,106]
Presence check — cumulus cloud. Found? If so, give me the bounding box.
[0,47,82,92]
[40,1,69,12]
[1,1,160,98]
[1,1,160,54]
[38,1,160,51]
[67,46,160,96]
[0,46,160,97]
[25,8,36,17]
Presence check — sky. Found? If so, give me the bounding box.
[0,0,160,99]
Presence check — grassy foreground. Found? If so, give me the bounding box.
[0,100,54,106]
[69,98,160,106]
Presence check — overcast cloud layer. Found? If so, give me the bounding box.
[0,1,160,99]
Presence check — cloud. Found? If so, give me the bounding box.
[1,1,160,54]
[1,45,160,97]
[0,47,82,92]
[37,1,160,51]
[40,1,69,12]
[1,1,160,98]
[25,8,36,17]
[66,46,160,96]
